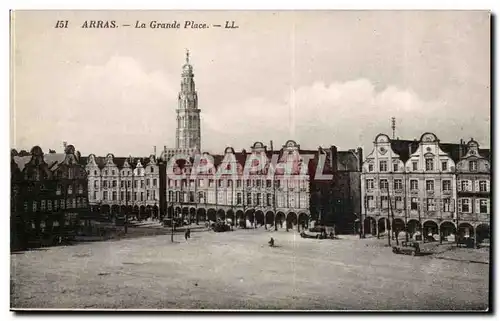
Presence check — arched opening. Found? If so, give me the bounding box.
[286,212,297,231]
[407,219,421,240]
[255,210,265,227]
[207,208,216,222]
[189,208,196,224]
[133,205,139,220]
[378,218,390,235]
[120,205,126,215]
[476,224,490,244]
[196,208,206,223]
[216,209,226,222]
[181,207,189,223]
[245,209,255,228]
[111,205,119,216]
[101,204,110,215]
[139,205,146,220]
[153,205,159,220]
[440,221,456,241]
[458,222,475,239]
[298,213,309,232]
[226,210,235,226]
[236,210,245,228]
[393,218,406,240]
[364,217,377,236]
[423,220,439,242]
[276,212,285,229]
[265,211,275,229]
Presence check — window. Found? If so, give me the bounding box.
[461,180,470,192]
[381,196,389,208]
[266,194,272,206]
[68,185,73,195]
[246,193,252,205]
[479,181,487,192]
[394,179,402,190]
[218,180,223,188]
[442,180,451,191]
[134,193,138,201]
[441,161,448,171]
[461,199,470,213]
[147,191,150,200]
[379,160,388,172]
[93,191,97,200]
[141,192,144,201]
[146,179,150,187]
[127,181,131,188]
[103,180,108,188]
[368,164,374,172]
[425,159,434,171]
[120,181,124,188]
[479,199,488,213]
[469,161,477,172]
[426,180,434,191]
[41,200,46,211]
[153,190,156,200]
[141,180,145,188]
[112,170,115,175]
[366,179,374,189]
[103,191,108,200]
[237,193,242,204]
[427,198,435,211]
[105,170,108,175]
[47,200,52,211]
[113,180,117,188]
[256,194,261,205]
[127,192,131,201]
[256,180,261,188]
[153,179,157,187]
[120,191,124,201]
[412,161,418,171]
[266,180,272,188]
[151,167,154,173]
[94,170,97,176]
[395,196,403,209]
[198,179,204,187]
[237,180,242,188]
[56,184,62,195]
[209,179,214,187]
[246,180,251,187]
[393,163,398,172]
[411,198,418,210]
[112,191,117,201]
[94,181,99,188]
[443,198,451,212]
[367,195,374,208]
[134,181,138,188]
[228,180,233,188]
[380,179,389,190]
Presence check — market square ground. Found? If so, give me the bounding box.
[10,227,489,310]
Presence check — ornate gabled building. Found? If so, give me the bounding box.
[82,153,160,218]
[455,139,491,243]
[11,145,89,250]
[164,140,362,233]
[361,132,490,245]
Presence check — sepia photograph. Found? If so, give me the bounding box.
[9,9,491,311]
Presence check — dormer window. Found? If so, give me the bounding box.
[425,159,434,171]
[368,164,374,172]
[469,161,477,172]
[379,161,387,172]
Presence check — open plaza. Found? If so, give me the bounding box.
[10,226,489,311]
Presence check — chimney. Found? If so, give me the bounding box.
[356,147,363,171]
[459,139,463,159]
[154,146,157,156]
[270,140,274,152]
[330,145,338,172]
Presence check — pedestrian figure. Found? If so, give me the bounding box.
[185,228,191,241]
[268,237,275,247]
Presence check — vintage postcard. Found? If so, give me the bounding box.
[10,10,491,311]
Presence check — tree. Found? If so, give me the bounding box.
[49,149,56,154]
[19,150,30,156]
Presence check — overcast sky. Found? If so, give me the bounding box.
[11,10,490,157]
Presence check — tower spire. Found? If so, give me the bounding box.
[186,48,190,64]
[391,117,396,140]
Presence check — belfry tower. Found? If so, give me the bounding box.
[176,49,201,151]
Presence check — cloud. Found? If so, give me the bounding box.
[202,78,490,152]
